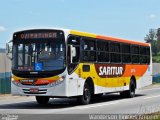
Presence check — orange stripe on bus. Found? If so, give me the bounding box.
[96,35,149,46]
[122,64,149,77]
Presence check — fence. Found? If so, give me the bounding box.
[152,63,160,83]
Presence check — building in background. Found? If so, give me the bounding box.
[0,48,11,94]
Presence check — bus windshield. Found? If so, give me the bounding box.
[12,40,65,71]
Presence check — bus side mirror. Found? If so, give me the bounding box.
[6,41,13,60]
[70,45,76,63]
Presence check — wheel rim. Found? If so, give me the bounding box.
[130,84,135,97]
[84,84,91,101]
[84,89,90,100]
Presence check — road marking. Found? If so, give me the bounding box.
[144,95,160,99]
[76,101,120,110]
[76,93,160,110]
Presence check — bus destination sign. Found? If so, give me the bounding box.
[17,32,58,39]
[13,30,64,40]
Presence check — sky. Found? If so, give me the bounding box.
[0,0,160,48]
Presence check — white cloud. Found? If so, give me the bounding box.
[0,26,6,32]
[149,14,157,19]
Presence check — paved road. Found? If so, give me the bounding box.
[0,85,160,120]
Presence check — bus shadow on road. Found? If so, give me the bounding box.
[90,93,145,104]
[0,93,145,109]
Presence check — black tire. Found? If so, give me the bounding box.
[77,82,92,105]
[120,80,136,98]
[36,96,50,105]
[126,80,136,98]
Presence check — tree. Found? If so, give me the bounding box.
[144,29,158,55]
[151,40,158,56]
[157,28,160,40]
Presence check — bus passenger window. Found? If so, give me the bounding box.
[81,37,96,62]
[97,41,109,51]
[110,42,120,53]
[82,51,96,62]
[146,47,150,55]
[132,55,139,63]
[140,56,147,64]
[140,47,146,55]
[121,44,130,53]
[82,38,96,50]
[110,53,121,63]
[98,52,109,62]
[122,54,131,63]
[131,46,139,54]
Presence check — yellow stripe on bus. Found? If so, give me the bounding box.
[70,30,97,38]
[75,63,142,88]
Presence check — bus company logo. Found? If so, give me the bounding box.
[95,64,125,78]
[18,32,57,39]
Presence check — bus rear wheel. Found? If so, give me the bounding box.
[127,79,136,98]
[78,82,91,105]
[36,96,50,105]
[120,79,136,98]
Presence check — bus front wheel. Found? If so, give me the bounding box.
[36,96,50,105]
[77,82,91,105]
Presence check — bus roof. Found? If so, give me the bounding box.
[12,28,149,47]
[70,30,149,47]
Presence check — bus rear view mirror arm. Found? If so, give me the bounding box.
[6,40,13,60]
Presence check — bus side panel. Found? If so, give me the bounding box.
[66,72,85,96]
[66,73,77,96]
[74,63,152,95]
[139,64,152,89]
[94,84,127,94]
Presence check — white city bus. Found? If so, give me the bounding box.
[6,28,152,105]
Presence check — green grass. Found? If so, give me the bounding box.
[152,112,160,120]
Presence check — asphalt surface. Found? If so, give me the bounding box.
[0,84,160,120]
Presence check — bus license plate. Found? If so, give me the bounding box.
[30,88,39,93]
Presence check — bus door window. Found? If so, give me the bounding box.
[67,35,80,74]
[67,36,80,63]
